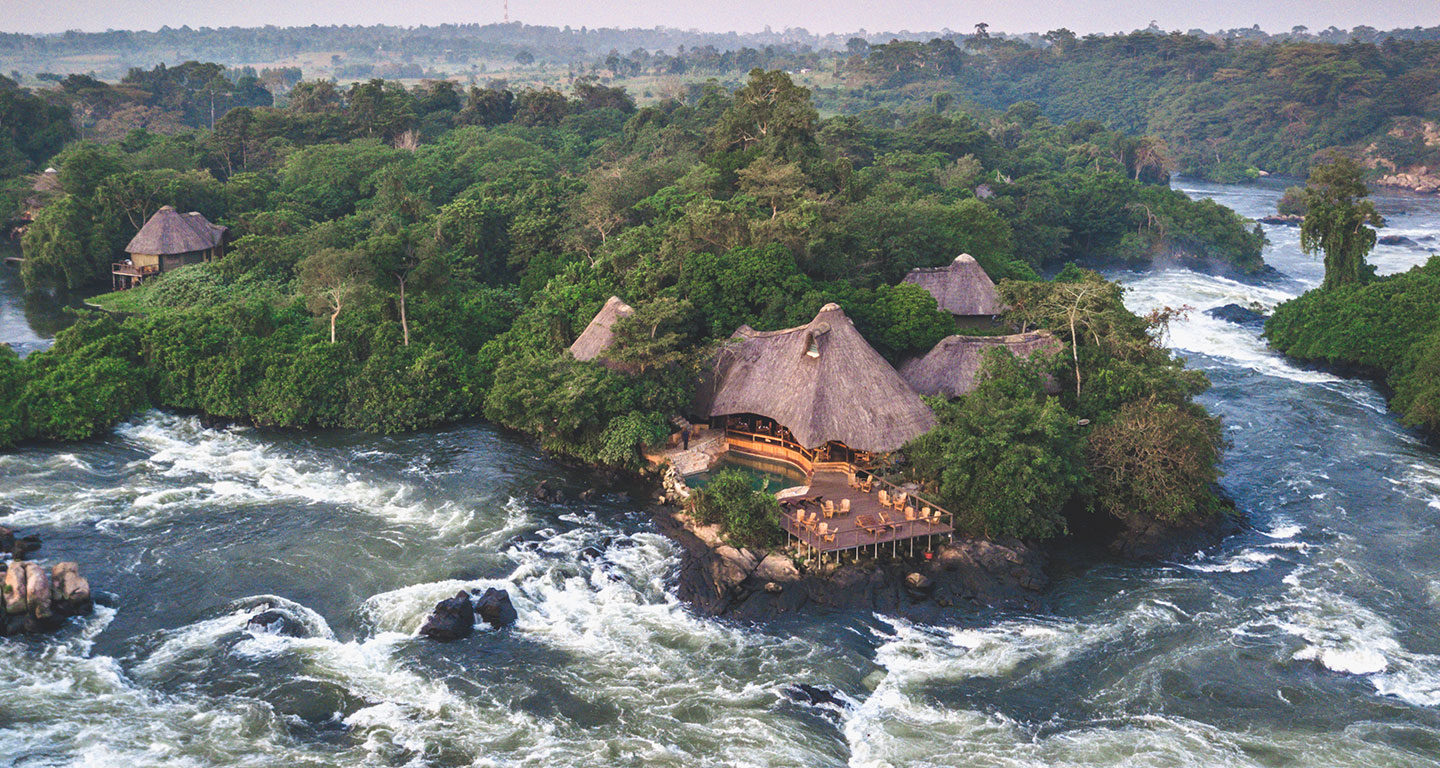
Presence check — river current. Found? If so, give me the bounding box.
[3,182,1440,767]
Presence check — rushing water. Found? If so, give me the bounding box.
[3,182,1440,767]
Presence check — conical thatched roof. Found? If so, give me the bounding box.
[901,253,1005,317]
[569,296,635,364]
[695,303,937,453]
[125,206,227,256]
[900,331,1061,399]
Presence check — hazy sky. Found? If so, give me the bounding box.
[2,0,1436,36]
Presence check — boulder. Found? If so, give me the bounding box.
[1205,303,1268,328]
[472,587,517,629]
[26,562,52,620]
[4,561,28,615]
[531,480,564,504]
[763,581,783,594]
[246,609,308,637]
[1378,234,1417,247]
[50,562,91,615]
[12,534,41,561]
[782,683,852,722]
[904,572,933,600]
[419,591,475,641]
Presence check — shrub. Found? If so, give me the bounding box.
[690,468,783,550]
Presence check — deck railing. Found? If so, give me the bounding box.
[112,262,158,277]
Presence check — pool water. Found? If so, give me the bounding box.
[685,450,809,492]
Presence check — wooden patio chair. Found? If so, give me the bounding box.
[860,477,873,493]
[823,500,836,518]
[840,498,851,515]
[878,489,891,507]
[905,506,917,522]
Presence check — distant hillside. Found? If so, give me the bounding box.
[836,31,1440,188]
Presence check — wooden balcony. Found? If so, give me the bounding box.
[778,470,956,560]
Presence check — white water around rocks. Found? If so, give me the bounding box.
[3,180,1440,766]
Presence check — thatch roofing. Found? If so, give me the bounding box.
[901,253,1005,317]
[125,206,227,256]
[695,303,936,453]
[569,296,635,363]
[900,331,1062,399]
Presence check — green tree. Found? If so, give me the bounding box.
[297,248,375,343]
[713,69,818,158]
[906,351,1086,540]
[1298,153,1384,289]
[690,468,783,549]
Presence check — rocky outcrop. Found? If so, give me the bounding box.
[1375,169,1440,194]
[419,591,477,641]
[1205,303,1269,328]
[1,559,93,635]
[1110,509,1243,561]
[418,587,518,641]
[1258,214,1304,226]
[654,506,1047,622]
[1377,234,1418,247]
[473,587,517,629]
[657,463,693,506]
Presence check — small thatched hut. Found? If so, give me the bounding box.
[569,296,635,366]
[113,206,227,289]
[695,303,936,460]
[900,331,1062,398]
[901,253,1005,318]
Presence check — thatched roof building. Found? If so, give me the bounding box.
[125,206,227,256]
[900,331,1061,398]
[901,253,1005,317]
[569,296,635,364]
[695,303,936,453]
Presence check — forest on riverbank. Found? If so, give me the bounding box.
[1265,156,1440,437]
[0,66,1248,546]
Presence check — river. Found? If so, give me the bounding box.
[2,182,1440,767]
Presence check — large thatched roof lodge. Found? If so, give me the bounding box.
[901,253,1006,318]
[693,302,936,470]
[569,296,635,369]
[900,331,1061,399]
[662,255,1041,562]
[112,206,227,290]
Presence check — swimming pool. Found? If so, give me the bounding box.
[685,450,809,493]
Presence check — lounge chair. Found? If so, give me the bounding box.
[823,500,836,518]
[878,489,891,507]
[905,507,916,522]
[840,499,851,515]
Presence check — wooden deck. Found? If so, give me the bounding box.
[779,470,954,557]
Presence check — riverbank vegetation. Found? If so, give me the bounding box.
[0,67,1243,546]
[1266,157,1440,435]
[907,268,1226,542]
[1268,258,1440,435]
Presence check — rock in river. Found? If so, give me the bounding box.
[1205,303,1268,328]
[419,591,476,641]
[472,587,518,629]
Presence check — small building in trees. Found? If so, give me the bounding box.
[112,206,227,290]
[901,253,1006,320]
[568,296,636,370]
[900,331,1062,398]
[693,303,936,470]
